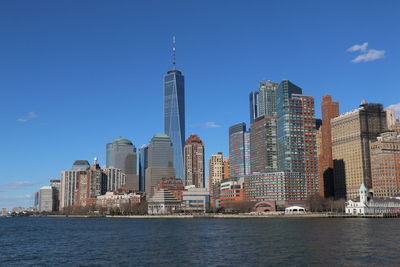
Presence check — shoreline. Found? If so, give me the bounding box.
[18,213,399,219]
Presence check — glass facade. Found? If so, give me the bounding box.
[229,122,251,178]
[164,70,185,180]
[138,145,148,192]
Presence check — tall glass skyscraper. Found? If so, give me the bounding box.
[138,144,148,192]
[229,122,251,178]
[164,68,185,180]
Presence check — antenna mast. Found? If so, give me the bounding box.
[172,35,176,70]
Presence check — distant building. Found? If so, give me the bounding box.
[182,187,210,213]
[208,152,224,199]
[370,131,400,198]
[50,179,60,212]
[138,145,148,192]
[318,95,339,198]
[332,102,387,199]
[147,189,182,215]
[223,158,230,179]
[345,184,400,215]
[229,122,250,177]
[386,108,398,130]
[103,167,126,192]
[145,134,176,197]
[106,137,138,191]
[184,134,205,188]
[39,186,53,212]
[34,191,39,211]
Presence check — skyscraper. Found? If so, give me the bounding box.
[145,134,176,197]
[318,95,339,197]
[39,186,53,212]
[106,137,138,191]
[229,122,251,178]
[258,80,278,118]
[332,102,387,199]
[276,80,319,197]
[208,152,225,203]
[184,134,205,188]
[249,91,259,124]
[138,145,148,192]
[164,37,185,181]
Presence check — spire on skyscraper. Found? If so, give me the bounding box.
[172,35,176,70]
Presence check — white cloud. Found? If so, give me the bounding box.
[352,49,385,63]
[204,122,222,128]
[387,103,400,119]
[17,111,38,122]
[3,181,36,189]
[347,42,368,52]
[0,194,33,200]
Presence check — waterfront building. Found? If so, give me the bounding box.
[155,177,185,201]
[103,167,126,192]
[182,186,210,213]
[250,117,278,173]
[184,134,205,188]
[223,158,230,179]
[345,184,400,215]
[332,102,387,199]
[243,172,305,202]
[39,186,53,212]
[147,189,182,215]
[145,134,176,197]
[138,145,148,192]
[318,95,339,198]
[229,122,250,177]
[164,38,185,181]
[96,191,141,210]
[276,80,319,197]
[370,131,400,198]
[50,179,60,212]
[60,160,90,210]
[106,137,138,191]
[219,177,245,208]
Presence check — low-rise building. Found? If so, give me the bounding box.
[345,184,400,215]
[147,189,182,215]
[219,177,245,208]
[96,191,142,210]
[182,186,210,213]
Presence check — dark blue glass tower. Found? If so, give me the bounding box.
[164,69,185,180]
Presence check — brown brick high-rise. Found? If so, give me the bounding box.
[319,95,339,198]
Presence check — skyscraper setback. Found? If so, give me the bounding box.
[164,38,185,181]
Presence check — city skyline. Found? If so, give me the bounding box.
[1,1,400,209]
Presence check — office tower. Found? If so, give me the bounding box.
[258,80,278,118]
[370,131,400,198]
[34,192,39,211]
[250,117,278,173]
[50,179,60,212]
[249,91,259,124]
[138,145,148,192]
[276,80,319,197]
[229,122,250,178]
[332,102,387,199]
[106,137,138,191]
[60,160,90,209]
[223,158,230,179]
[164,37,185,181]
[318,95,339,198]
[39,186,53,212]
[208,152,224,199]
[184,134,205,188]
[75,159,106,207]
[145,134,176,197]
[103,167,126,192]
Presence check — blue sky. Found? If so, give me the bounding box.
[1,1,399,209]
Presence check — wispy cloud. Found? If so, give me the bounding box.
[0,194,33,200]
[347,42,368,52]
[347,42,385,63]
[190,121,222,129]
[17,112,38,122]
[387,103,400,119]
[352,49,385,63]
[2,181,36,190]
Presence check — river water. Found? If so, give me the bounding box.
[0,217,399,266]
